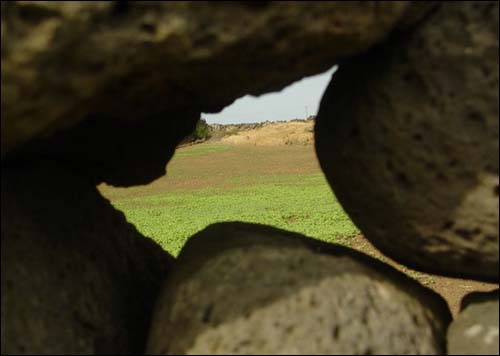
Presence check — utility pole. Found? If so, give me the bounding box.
[305,106,308,119]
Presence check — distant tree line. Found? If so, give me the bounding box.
[181,118,211,144]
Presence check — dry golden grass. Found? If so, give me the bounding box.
[220,121,313,146]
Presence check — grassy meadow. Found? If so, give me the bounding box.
[99,143,359,256]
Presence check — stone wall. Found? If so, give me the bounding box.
[1,1,498,355]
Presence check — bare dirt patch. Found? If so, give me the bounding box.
[100,143,322,201]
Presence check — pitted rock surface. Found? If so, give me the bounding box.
[315,1,499,282]
[1,1,426,186]
[146,222,450,355]
[448,290,499,355]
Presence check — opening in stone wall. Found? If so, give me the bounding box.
[97,65,360,257]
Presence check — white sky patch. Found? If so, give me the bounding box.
[203,65,338,124]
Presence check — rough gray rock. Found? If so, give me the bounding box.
[146,222,451,355]
[448,290,499,355]
[1,1,424,186]
[315,1,499,282]
[1,163,172,355]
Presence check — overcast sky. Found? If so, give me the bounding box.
[202,65,338,124]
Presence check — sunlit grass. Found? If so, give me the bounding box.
[112,174,359,256]
[100,143,360,256]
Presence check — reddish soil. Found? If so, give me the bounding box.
[349,235,498,318]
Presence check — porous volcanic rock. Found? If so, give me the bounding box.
[448,290,499,355]
[315,1,499,281]
[1,1,426,186]
[1,163,172,354]
[146,222,450,355]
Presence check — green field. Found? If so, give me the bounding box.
[99,143,359,256]
[100,142,497,315]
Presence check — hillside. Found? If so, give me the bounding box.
[209,118,315,146]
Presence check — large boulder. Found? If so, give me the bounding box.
[1,1,426,186]
[448,290,499,355]
[146,222,451,355]
[1,163,172,354]
[315,2,499,281]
